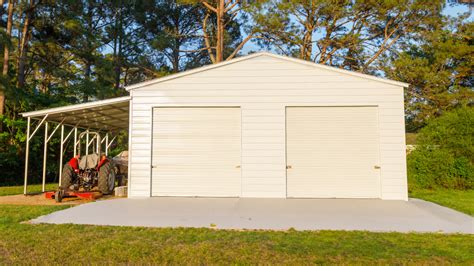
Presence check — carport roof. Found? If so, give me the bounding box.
[21,96,130,131]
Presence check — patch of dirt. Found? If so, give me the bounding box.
[0,193,117,206]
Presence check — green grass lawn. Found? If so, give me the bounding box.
[0,183,58,196]
[0,205,473,264]
[410,189,474,216]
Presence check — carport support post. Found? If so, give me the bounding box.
[73,127,77,156]
[42,122,48,192]
[96,134,99,154]
[86,130,89,155]
[105,133,109,156]
[58,125,64,187]
[106,135,116,154]
[23,117,31,195]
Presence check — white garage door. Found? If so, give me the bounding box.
[151,107,241,197]
[286,106,381,198]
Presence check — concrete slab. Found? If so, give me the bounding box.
[31,198,473,234]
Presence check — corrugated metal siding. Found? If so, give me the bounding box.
[286,107,381,198]
[129,55,407,200]
[151,107,241,197]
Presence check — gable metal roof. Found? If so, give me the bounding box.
[125,52,409,91]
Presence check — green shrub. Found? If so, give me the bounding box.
[408,147,473,189]
[407,107,474,190]
[416,107,474,158]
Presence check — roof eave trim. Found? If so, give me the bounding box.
[21,96,131,118]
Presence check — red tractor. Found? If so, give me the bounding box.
[55,132,118,202]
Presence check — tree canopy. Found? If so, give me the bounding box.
[0,0,472,184]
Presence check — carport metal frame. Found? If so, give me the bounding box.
[21,96,130,195]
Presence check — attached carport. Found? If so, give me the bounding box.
[21,96,130,194]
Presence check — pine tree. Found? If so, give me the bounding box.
[384,16,473,130]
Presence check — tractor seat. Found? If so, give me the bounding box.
[79,153,100,170]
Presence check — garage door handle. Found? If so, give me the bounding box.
[151,165,158,169]
[374,165,381,169]
[286,165,292,169]
[235,165,241,168]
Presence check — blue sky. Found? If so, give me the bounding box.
[444,2,473,19]
[242,3,473,54]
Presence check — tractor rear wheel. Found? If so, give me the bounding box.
[61,164,74,190]
[99,161,116,194]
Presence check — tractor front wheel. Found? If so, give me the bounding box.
[99,161,116,195]
[55,190,63,203]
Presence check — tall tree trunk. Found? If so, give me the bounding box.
[0,90,4,122]
[39,70,50,93]
[215,0,225,63]
[200,0,255,64]
[0,0,14,120]
[114,56,121,90]
[300,6,315,61]
[18,0,34,88]
[113,7,122,90]
[202,13,215,63]
[172,50,179,73]
[83,62,91,102]
[3,0,14,76]
[301,28,313,61]
[114,30,122,90]
[172,19,180,73]
[82,3,93,102]
[112,24,118,87]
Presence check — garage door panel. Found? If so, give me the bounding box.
[286,106,381,198]
[152,107,241,197]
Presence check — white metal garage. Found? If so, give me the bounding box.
[127,52,409,200]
